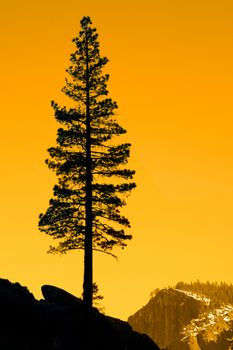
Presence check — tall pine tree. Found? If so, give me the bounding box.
[39,16,136,309]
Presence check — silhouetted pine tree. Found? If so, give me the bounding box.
[39,16,136,309]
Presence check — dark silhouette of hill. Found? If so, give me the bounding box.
[128,285,233,350]
[0,278,160,350]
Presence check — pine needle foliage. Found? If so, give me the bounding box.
[38,16,136,307]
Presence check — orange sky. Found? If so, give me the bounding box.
[0,0,233,320]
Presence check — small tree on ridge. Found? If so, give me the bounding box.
[39,16,136,309]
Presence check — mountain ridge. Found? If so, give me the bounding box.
[128,283,233,350]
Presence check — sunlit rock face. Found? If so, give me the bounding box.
[128,288,233,350]
[0,278,160,350]
[128,288,209,350]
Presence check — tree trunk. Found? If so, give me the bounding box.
[83,32,93,310]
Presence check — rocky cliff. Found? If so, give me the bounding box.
[128,288,233,350]
[0,278,160,350]
[128,288,210,350]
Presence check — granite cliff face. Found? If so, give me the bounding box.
[0,278,160,350]
[128,288,210,350]
[128,288,233,350]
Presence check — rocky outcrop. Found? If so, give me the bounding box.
[0,278,160,350]
[128,288,210,350]
[128,288,233,350]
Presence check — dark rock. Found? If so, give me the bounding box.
[41,284,83,308]
[0,278,160,350]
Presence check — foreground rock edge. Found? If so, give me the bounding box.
[0,278,160,350]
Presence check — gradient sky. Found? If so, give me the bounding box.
[0,0,232,320]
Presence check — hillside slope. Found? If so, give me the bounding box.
[128,285,233,350]
[0,278,160,350]
[128,288,209,349]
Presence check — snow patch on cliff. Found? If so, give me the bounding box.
[174,288,211,305]
[181,304,233,341]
